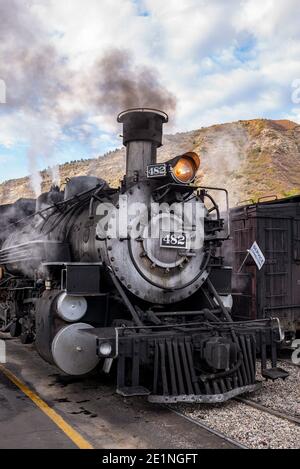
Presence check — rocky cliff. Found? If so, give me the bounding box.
[1,118,300,207]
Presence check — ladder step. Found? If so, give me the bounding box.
[262,367,289,381]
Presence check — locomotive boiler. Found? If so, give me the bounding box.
[0,109,288,403]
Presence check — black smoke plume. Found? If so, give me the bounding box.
[88,48,176,116]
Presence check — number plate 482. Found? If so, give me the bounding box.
[160,232,187,249]
[146,164,167,178]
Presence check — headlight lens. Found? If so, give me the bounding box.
[99,342,112,356]
[173,158,195,183]
[171,152,200,184]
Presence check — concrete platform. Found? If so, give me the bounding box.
[0,371,76,449]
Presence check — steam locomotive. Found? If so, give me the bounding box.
[0,109,288,403]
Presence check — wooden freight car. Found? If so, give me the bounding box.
[228,195,300,343]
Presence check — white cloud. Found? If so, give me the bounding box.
[1,0,300,186]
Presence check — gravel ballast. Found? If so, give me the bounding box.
[173,361,300,449]
[246,361,300,418]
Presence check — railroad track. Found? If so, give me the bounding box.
[278,358,300,369]
[170,399,299,450]
[170,385,300,449]
[166,406,247,449]
[234,397,300,426]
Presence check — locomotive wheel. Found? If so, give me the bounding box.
[19,313,35,344]
[20,331,34,344]
[10,320,21,337]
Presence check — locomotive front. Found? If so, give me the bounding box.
[96,109,212,305]
[0,109,287,403]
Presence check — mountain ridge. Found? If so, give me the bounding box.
[1,118,300,207]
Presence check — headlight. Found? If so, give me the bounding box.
[99,342,112,356]
[171,152,200,184]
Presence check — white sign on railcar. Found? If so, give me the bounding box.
[248,241,265,270]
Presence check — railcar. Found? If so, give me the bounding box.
[228,196,300,345]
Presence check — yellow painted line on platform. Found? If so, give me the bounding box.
[0,364,94,449]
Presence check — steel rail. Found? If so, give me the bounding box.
[234,397,300,426]
[165,406,247,449]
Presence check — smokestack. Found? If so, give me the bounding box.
[117,108,168,179]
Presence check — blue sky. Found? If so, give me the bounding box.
[1,0,300,190]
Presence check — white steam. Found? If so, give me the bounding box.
[0,1,176,196]
[198,124,249,207]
